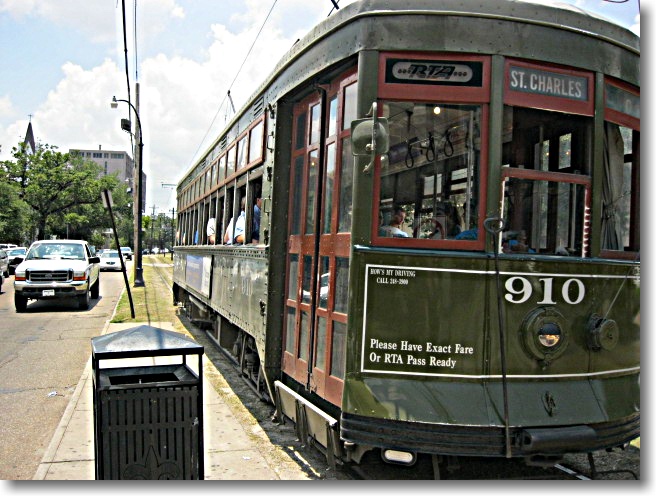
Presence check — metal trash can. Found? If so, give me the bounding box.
[91,325,204,480]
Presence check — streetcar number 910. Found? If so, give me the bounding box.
[504,276,585,305]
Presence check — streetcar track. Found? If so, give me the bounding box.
[554,463,590,480]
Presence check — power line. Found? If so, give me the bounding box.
[133,0,139,82]
[118,0,136,153]
[120,0,131,105]
[188,0,278,168]
[328,0,341,16]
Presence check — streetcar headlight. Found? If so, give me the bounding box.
[538,323,561,347]
[520,307,568,366]
[382,449,416,466]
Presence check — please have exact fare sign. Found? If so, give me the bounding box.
[363,265,476,375]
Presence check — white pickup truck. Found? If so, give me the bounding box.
[13,240,100,312]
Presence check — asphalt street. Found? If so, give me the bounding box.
[0,267,126,480]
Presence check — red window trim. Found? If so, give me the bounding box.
[501,167,591,185]
[371,103,489,252]
[604,77,640,131]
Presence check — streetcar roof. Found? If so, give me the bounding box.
[181,0,639,185]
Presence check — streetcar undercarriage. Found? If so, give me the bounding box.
[176,287,270,402]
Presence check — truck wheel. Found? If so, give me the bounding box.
[78,284,91,310]
[15,294,28,312]
[91,276,100,299]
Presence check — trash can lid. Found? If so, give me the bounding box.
[91,325,204,359]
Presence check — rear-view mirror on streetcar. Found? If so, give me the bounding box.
[351,117,389,156]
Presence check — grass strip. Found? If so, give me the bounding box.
[111,255,179,325]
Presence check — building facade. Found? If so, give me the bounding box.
[70,145,146,211]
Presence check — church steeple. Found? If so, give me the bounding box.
[24,117,35,154]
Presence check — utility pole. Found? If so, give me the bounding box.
[170,207,175,259]
[160,182,177,257]
[133,82,145,286]
[150,205,157,252]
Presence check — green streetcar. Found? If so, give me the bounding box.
[173,0,639,476]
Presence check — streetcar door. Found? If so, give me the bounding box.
[283,71,357,406]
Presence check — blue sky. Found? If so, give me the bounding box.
[0,0,641,212]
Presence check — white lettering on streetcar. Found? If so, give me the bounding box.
[505,276,585,305]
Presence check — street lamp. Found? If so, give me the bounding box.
[111,95,145,287]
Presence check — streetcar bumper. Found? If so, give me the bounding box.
[340,411,640,458]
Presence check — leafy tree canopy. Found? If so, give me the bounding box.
[1,142,124,242]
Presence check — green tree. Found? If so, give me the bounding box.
[1,142,118,240]
[0,178,31,244]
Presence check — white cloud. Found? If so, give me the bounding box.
[132,1,357,207]
[135,6,319,203]
[0,0,637,212]
[0,0,38,17]
[0,95,16,120]
[130,0,187,41]
[631,13,640,35]
[0,95,20,155]
[1,0,115,43]
[1,1,360,209]
[0,0,185,44]
[26,60,125,150]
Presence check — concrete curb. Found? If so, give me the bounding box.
[33,319,112,480]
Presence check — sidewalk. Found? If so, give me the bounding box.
[33,319,314,480]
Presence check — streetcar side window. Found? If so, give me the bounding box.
[222,188,234,244]
[236,135,247,171]
[249,120,264,164]
[601,80,640,257]
[218,153,226,183]
[248,179,263,244]
[338,137,354,232]
[201,200,210,245]
[601,123,639,255]
[226,146,236,178]
[218,195,224,245]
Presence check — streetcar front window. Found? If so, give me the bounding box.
[500,106,592,257]
[501,177,589,256]
[376,102,482,243]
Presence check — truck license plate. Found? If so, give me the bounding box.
[42,289,55,297]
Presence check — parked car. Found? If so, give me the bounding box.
[0,249,8,277]
[5,247,27,275]
[0,243,18,250]
[13,240,100,312]
[99,250,123,271]
[119,246,133,261]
